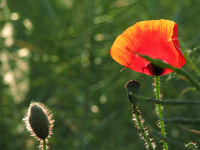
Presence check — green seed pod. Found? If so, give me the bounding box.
[125,80,141,106]
[29,105,49,139]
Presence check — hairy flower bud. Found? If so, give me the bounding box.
[23,101,54,149]
[125,80,141,106]
[29,105,49,139]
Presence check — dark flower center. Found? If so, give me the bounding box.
[146,62,165,76]
[151,63,164,76]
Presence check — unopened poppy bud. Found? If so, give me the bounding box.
[29,105,49,139]
[23,101,54,148]
[125,80,141,106]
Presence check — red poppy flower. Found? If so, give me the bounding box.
[110,19,186,76]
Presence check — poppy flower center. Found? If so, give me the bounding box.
[146,62,165,76]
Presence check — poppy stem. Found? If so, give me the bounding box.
[133,106,156,150]
[185,142,197,150]
[43,139,46,150]
[155,76,168,150]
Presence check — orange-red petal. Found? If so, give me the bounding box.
[110,19,186,76]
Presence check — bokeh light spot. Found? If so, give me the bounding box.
[100,95,107,104]
[11,12,20,20]
[33,54,40,61]
[171,129,179,138]
[94,34,104,41]
[18,48,30,57]
[50,55,60,62]
[91,105,99,113]
[1,23,13,38]
[17,124,24,133]
[3,72,13,84]
[94,57,102,65]
[23,19,33,30]
[42,55,49,62]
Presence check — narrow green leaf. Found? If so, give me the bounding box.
[159,117,200,125]
[137,54,200,91]
[177,87,196,99]
[129,92,200,105]
[179,38,200,76]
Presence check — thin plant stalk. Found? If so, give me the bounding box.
[156,76,168,150]
[185,142,197,150]
[133,106,155,150]
[43,139,46,150]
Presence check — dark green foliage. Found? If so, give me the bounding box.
[1,0,200,149]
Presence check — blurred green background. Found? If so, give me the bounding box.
[1,0,200,149]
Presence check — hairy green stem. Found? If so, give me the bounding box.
[134,106,155,150]
[43,139,46,150]
[186,142,197,150]
[156,76,168,150]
